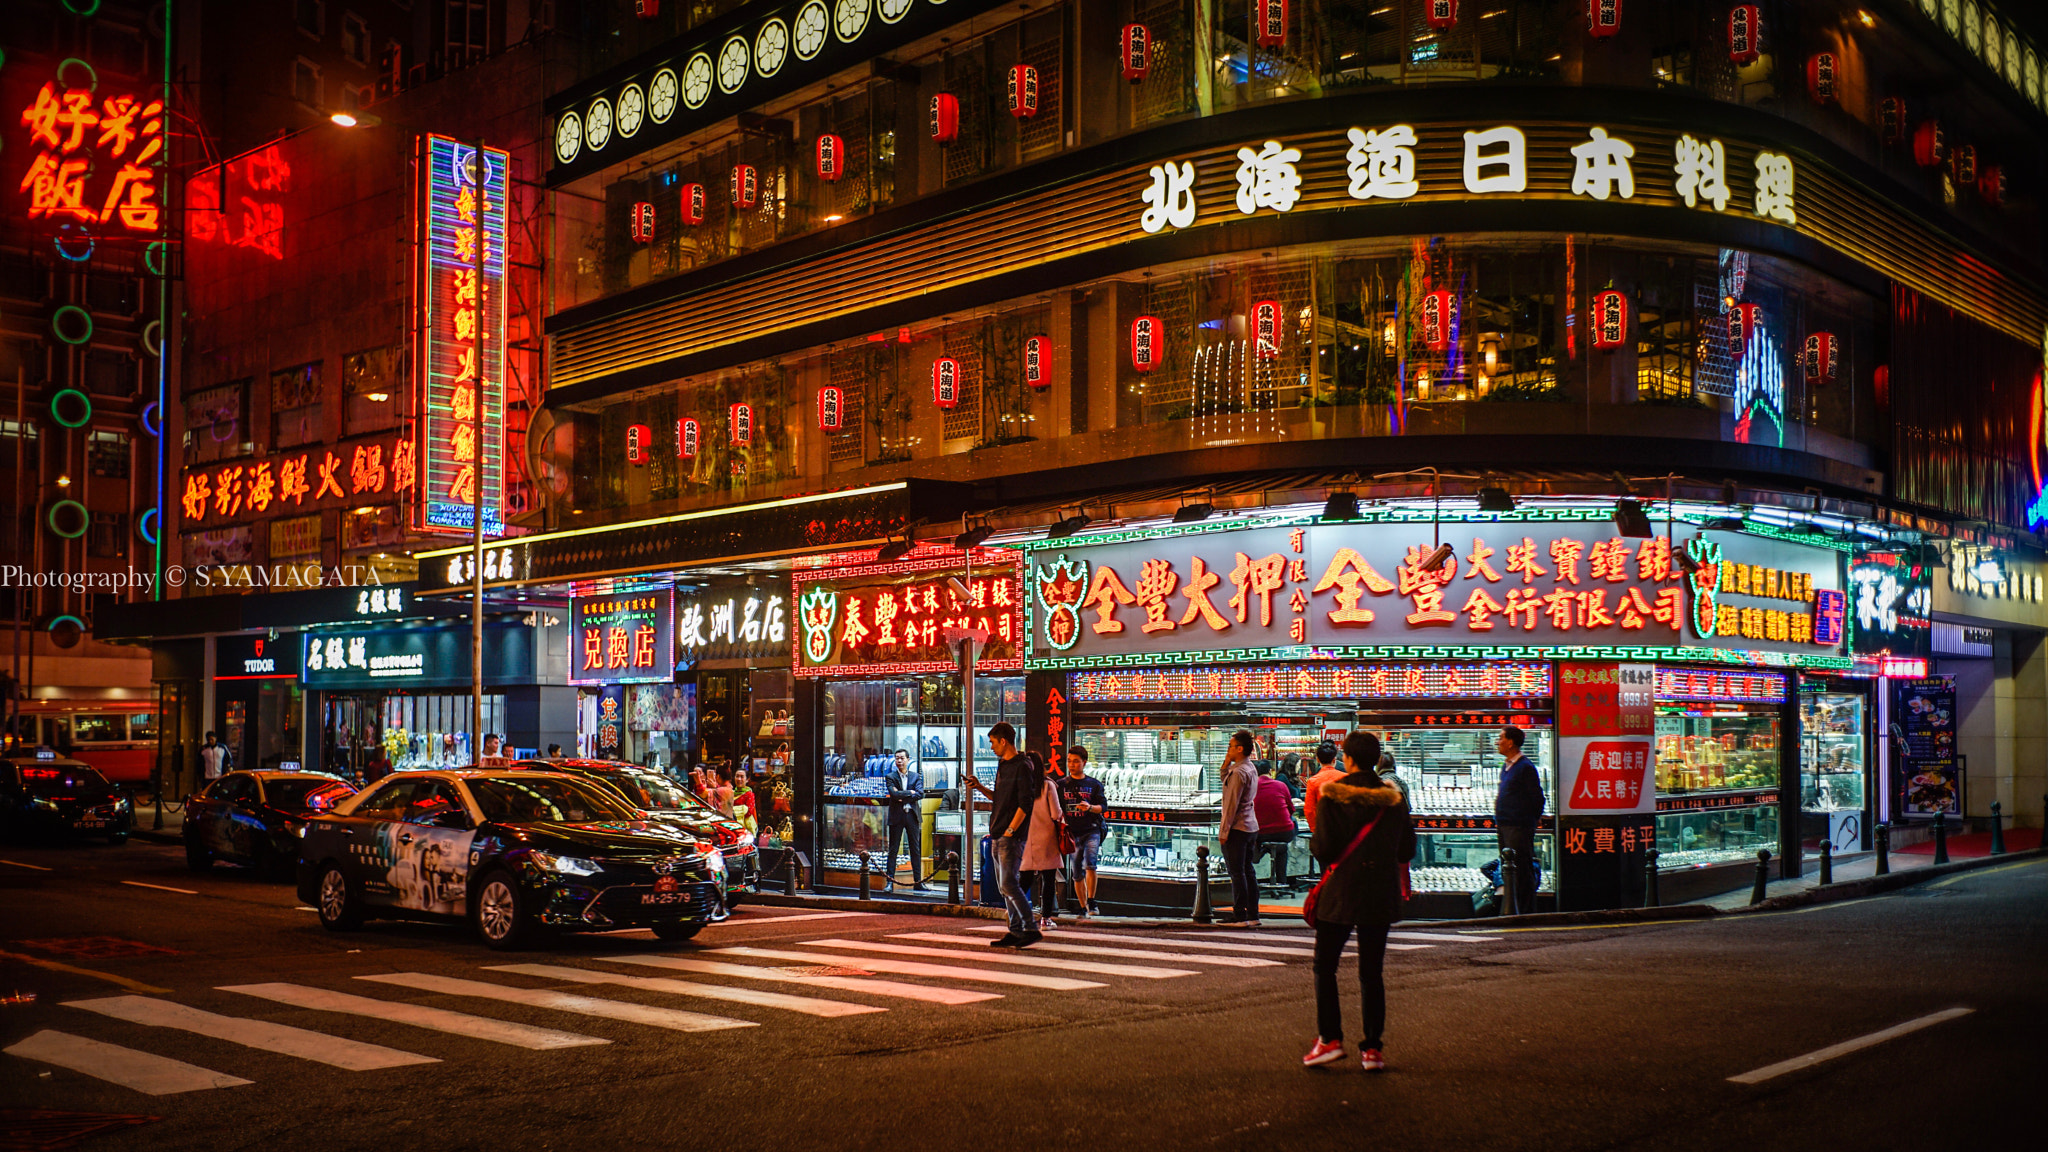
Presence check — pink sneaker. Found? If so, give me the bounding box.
[1302,1038,1345,1068]
[1360,1047,1386,1072]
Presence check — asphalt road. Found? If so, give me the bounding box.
[1,838,2042,1152]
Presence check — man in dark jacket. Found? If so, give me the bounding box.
[883,749,929,893]
[967,722,1041,948]
[1493,725,1545,916]
[1303,730,1409,1073]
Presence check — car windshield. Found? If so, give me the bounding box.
[265,779,355,810]
[610,771,709,813]
[19,764,109,794]
[466,775,642,825]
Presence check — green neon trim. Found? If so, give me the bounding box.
[49,388,92,428]
[412,481,912,559]
[56,57,96,91]
[47,500,89,539]
[1024,643,1849,672]
[51,306,93,346]
[145,240,169,277]
[62,0,103,16]
[46,614,86,633]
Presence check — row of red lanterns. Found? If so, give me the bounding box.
[622,409,739,464]
[1878,103,2010,206]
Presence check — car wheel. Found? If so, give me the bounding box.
[184,835,214,871]
[317,862,364,931]
[650,921,704,942]
[473,871,546,951]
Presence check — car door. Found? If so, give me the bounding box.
[206,774,257,859]
[342,777,430,909]
[388,781,477,917]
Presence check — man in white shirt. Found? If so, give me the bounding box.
[199,732,228,781]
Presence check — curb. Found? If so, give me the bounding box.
[1728,845,2047,915]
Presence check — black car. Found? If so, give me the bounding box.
[0,752,132,844]
[184,770,356,877]
[509,759,761,904]
[296,769,724,949]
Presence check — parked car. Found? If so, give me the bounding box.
[184,770,357,877]
[296,768,724,949]
[0,751,132,844]
[509,758,760,904]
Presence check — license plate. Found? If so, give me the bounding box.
[75,819,106,829]
[640,892,686,905]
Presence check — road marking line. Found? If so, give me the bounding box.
[355,972,756,1033]
[4,1029,251,1095]
[1391,931,1501,943]
[798,937,1196,980]
[711,946,1105,991]
[64,995,438,1070]
[220,983,607,1050]
[605,954,1001,1005]
[120,881,198,895]
[0,948,171,995]
[962,925,1322,957]
[1728,1008,1975,1084]
[0,858,52,871]
[488,963,886,1018]
[724,911,884,924]
[1931,860,2040,887]
[295,906,319,912]
[890,932,1280,968]
[1166,929,1432,951]
[1490,921,1694,933]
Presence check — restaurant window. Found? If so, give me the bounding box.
[342,505,404,550]
[87,512,126,558]
[183,381,252,465]
[294,0,324,37]
[826,347,870,468]
[271,362,323,450]
[88,429,129,478]
[342,345,403,434]
[1016,14,1063,163]
[1133,0,1197,127]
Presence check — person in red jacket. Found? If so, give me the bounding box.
[1252,761,1299,886]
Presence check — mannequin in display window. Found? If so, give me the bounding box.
[884,749,930,892]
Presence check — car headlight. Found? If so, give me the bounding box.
[531,851,601,877]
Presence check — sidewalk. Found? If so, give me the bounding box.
[128,800,185,843]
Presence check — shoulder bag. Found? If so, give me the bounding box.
[1301,808,1386,930]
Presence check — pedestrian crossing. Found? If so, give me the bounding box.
[4,920,1503,1097]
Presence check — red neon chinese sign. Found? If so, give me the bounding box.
[17,80,164,236]
[179,432,414,527]
[794,555,1025,677]
[1070,661,1552,702]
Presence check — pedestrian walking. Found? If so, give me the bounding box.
[1217,730,1262,926]
[1056,746,1107,919]
[1493,725,1544,916]
[199,731,229,781]
[1021,752,1067,929]
[965,722,1042,948]
[1254,761,1300,886]
[1302,740,1345,831]
[1302,730,1411,1072]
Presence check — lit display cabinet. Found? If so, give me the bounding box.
[1361,715,1557,907]
[1800,685,1869,851]
[1653,689,1783,869]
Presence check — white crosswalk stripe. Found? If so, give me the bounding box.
[487,963,885,1018]
[4,1029,252,1095]
[1167,930,1434,950]
[888,932,1280,967]
[963,925,1329,958]
[711,945,1106,990]
[603,954,1002,1005]
[63,996,438,1070]
[220,983,610,1050]
[1389,931,1501,943]
[356,972,757,1033]
[797,937,1197,979]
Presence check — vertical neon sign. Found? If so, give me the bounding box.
[416,134,508,536]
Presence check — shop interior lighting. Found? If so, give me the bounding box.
[1475,485,1516,512]
[952,523,993,550]
[1172,501,1215,524]
[1046,513,1091,540]
[1613,498,1655,538]
[1320,491,1362,521]
[876,535,915,562]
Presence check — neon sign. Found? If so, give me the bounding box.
[1071,661,1551,702]
[16,80,163,238]
[794,555,1024,677]
[180,432,414,526]
[416,135,509,536]
[570,588,675,685]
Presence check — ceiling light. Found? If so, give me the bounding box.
[1321,491,1361,521]
[1046,513,1090,540]
[1418,542,1456,573]
[1613,498,1654,538]
[953,524,993,550]
[876,537,914,562]
[1172,502,1215,524]
[1476,485,1516,512]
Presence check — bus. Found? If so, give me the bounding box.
[5,706,159,784]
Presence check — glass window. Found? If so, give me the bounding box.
[213,773,256,802]
[466,775,640,824]
[404,780,468,824]
[342,12,369,64]
[182,381,251,465]
[342,345,403,434]
[128,713,158,741]
[292,58,321,107]
[1800,691,1865,813]
[89,430,130,478]
[271,362,323,450]
[295,0,323,36]
[351,776,424,814]
[263,777,355,810]
[70,714,125,742]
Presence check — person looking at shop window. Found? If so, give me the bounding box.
[1493,726,1544,916]
[1276,754,1306,800]
[1218,730,1263,926]
[1058,747,1107,920]
[883,749,929,893]
[966,722,1041,948]
[1254,760,1300,887]
[1303,730,1410,1072]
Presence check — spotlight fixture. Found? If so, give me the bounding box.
[1972,555,2006,583]
[1476,485,1516,512]
[1046,513,1091,540]
[876,536,914,562]
[1418,542,1457,573]
[1172,501,1215,524]
[953,523,994,550]
[1321,491,1361,521]
[1613,498,1655,538]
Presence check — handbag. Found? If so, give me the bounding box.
[1302,808,1386,929]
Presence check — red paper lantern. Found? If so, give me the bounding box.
[1024,334,1051,389]
[1420,290,1456,352]
[1950,144,1978,187]
[1728,303,1764,353]
[1728,5,1762,66]
[1252,299,1283,359]
[1979,163,2006,207]
[1425,0,1458,31]
[932,357,961,409]
[1007,65,1039,119]
[1588,0,1621,38]
[1131,315,1162,372]
[817,386,843,432]
[729,403,752,446]
[677,416,699,459]
[1120,24,1151,81]
[1255,0,1287,48]
[681,182,706,225]
[1806,52,1836,104]
[730,164,759,208]
[930,93,959,143]
[816,134,844,182]
[1802,333,1838,387]
[1592,290,1628,350]
[634,0,658,17]
[1879,97,1908,145]
[630,201,655,244]
[626,423,653,464]
[1912,120,1946,168]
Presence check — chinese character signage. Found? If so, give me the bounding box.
[15,79,163,240]
[301,622,535,690]
[180,431,414,527]
[416,135,508,537]
[1893,676,1959,817]
[1652,667,1787,703]
[1070,661,1551,703]
[1026,521,1844,668]
[571,588,675,685]
[676,583,788,665]
[795,556,1024,678]
[1849,549,1932,662]
[1557,663,1655,815]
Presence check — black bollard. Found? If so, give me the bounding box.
[945,850,961,906]
[1875,823,1890,876]
[1990,801,2006,856]
[1749,848,1772,906]
[1933,816,1949,865]
[1192,845,1213,924]
[1819,840,1833,886]
[858,852,872,900]
[1644,850,1661,908]
[1501,847,1520,917]
[782,850,797,896]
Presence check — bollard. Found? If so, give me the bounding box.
[1990,801,2007,856]
[1501,847,1521,918]
[1191,845,1213,924]
[1644,850,1661,908]
[945,850,961,906]
[1933,816,1949,865]
[858,852,872,900]
[1875,823,1890,876]
[1749,848,1772,906]
[1819,840,1833,886]
[782,850,797,896]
